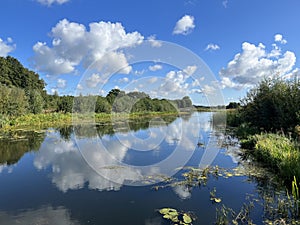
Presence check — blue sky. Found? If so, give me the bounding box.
[0,0,300,105]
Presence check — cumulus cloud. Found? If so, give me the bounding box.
[219,41,296,89]
[183,65,197,75]
[0,37,15,56]
[149,64,162,71]
[205,43,220,51]
[173,15,195,35]
[154,65,198,98]
[274,34,287,44]
[32,19,144,75]
[36,0,70,6]
[85,73,105,88]
[147,35,162,47]
[56,78,67,88]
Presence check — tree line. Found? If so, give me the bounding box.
[0,56,193,118]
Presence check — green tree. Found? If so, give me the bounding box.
[57,95,74,113]
[95,96,111,113]
[28,89,44,114]
[106,89,125,105]
[239,77,300,132]
[0,84,28,117]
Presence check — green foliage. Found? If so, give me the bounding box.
[0,131,45,165]
[73,95,96,113]
[243,133,300,183]
[0,56,45,92]
[106,88,125,105]
[57,95,74,113]
[158,208,194,225]
[226,102,240,109]
[0,84,28,117]
[105,89,186,113]
[95,96,111,113]
[27,89,44,114]
[239,77,300,133]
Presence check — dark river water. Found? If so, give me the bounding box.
[0,112,271,224]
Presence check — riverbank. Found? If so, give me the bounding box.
[0,111,185,131]
[240,133,300,184]
[226,108,300,185]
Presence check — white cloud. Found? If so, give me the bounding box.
[147,35,162,47]
[118,77,129,83]
[153,65,197,98]
[0,37,15,57]
[36,0,70,6]
[219,41,296,89]
[201,84,216,95]
[268,43,281,58]
[50,88,58,94]
[134,69,146,75]
[183,65,197,75]
[85,73,104,88]
[76,84,83,90]
[191,76,204,87]
[149,64,162,71]
[32,19,144,75]
[56,78,67,88]
[274,34,287,44]
[173,15,195,35]
[205,43,220,51]
[148,77,158,84]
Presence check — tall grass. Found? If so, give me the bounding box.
[241,133,300,183]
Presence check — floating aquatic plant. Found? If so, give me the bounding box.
[210,187,222,203]
[158,208,194,225]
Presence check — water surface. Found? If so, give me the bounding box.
[0,112,267,224]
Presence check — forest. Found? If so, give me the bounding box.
[0,56,193,126]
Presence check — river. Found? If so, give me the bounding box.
[0,112,285,224]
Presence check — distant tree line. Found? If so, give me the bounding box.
[0,56,193,117]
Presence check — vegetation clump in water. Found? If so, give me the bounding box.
[158,208,194,225]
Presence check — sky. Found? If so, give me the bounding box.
[0,0,300,106]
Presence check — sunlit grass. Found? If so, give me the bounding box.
[241,133,300,183]
[0,111,181,130]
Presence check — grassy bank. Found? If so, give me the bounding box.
[225,106,300,185]
[0,111,183,130]
[240,133,300,184]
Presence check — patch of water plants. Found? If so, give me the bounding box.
[153,166,300,224]
[158,208,194,225]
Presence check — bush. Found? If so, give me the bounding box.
[240,77,300,133]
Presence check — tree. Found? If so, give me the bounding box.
[57,96,74,113]
[0,56,46,92]
[106,89,125,105]
[239,77,300,132]
[0,84,28,117]
[95,96,111,113]
[226,102,240,109]
[28,89,44,114]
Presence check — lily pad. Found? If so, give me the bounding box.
[159,208,177,214]
[214,198,222,203]
[183,213,192,223]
